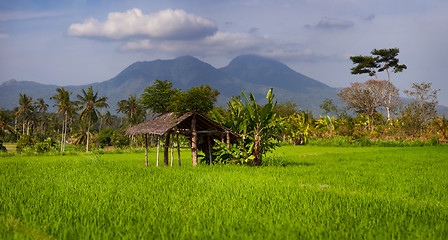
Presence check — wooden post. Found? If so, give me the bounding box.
[164,131,171,167]
[177,133,181,166]
[191,114,198,166]
[170,133,174,167]
[208,135,212,165]
[156,136,160,167]
[144,134,148,166]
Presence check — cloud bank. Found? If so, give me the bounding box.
[67,8,328,63]
[67,8,217,40]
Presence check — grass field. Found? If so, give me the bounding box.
[1,145,447,239]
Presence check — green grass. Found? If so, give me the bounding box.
[1,146,447,239]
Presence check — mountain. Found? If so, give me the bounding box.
[0,55,339,114]
[221,54,329,91]
[0,79,58,111]
[220,54,338,111]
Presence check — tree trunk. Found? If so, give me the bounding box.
[226,131,230,149]
[63,113,68,152]
[253,133,260,166]
[86,121,90,152]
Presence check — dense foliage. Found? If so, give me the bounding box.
[0,48,447,157]
[211,88,278,165]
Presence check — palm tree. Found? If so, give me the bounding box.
[35,98,49,113]
[35,98,49,135]
[116,94,145,126]
[103,111,115,127]
[51,88,75,151]
[76,86,108,152]
[0,108,15,143]
[17,93,35,135]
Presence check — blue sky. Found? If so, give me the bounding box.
[1,0,448,106]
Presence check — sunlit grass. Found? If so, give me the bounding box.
[1,146,447,239]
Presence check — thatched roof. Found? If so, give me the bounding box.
[126,112,192,136]
[126,111,238,140]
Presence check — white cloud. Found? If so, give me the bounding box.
[67,8,217,40]
[67,7,333,64]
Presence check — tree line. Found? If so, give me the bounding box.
[0,48,447,164]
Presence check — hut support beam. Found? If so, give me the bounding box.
[144,134,148,166]
[170,133,174,167]
[192,114,198,166]
[156,136,160,167]
[177,133,181,166]
[208,135,212,165]
[164,131,171,167]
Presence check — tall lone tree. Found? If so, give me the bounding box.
[76,87,109,152]
[350,48,407,121]
[169,84,220,115]
[140,80,180,115]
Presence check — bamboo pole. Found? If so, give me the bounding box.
[156,136,160,167]
[191,114,198,166]
[208,135,212,165]
[164,131,171,167]
[177,133,181,166]
[170,133,174,167]
[144,134,148,166]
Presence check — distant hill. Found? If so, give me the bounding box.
[0,55,340,115]
[0,79,58,111]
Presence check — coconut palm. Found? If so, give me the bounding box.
[103,111,115,127]
[0,108,15,143]
[36,98,49,113]
[51,88,75,151]
[17,93,35,135]
[76,86,108,152]
[117,94,145,126]
[34,98,49,135]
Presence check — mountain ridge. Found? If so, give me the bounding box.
[1,55,339,114]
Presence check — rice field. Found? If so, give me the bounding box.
[1,145,447,239]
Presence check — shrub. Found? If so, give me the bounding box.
[0,144,6,152]
[34,138,57,153]
[16,135,33,153]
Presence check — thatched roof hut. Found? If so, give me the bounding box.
[126,111,239,166]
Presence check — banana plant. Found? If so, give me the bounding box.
[316,115,336,136]
[213,140,255,164]
[282,112,312,145]
[212,88,278,165]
